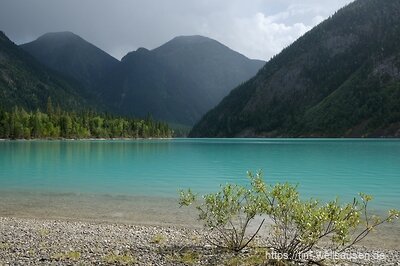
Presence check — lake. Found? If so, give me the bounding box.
[0,139,399,225]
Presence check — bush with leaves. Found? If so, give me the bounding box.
[250,171,400,263]
[179,183,266,252]
[180,171,399,264]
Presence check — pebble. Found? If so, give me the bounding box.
[0,217,398,265]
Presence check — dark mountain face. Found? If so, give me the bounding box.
[0,31,87,111]
[20,32,119,92]
[101,35,264,125]
[20,33,264,126]
[190,0,400,138]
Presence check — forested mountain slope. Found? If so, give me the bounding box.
[0,31,87,111]
[190,0,400,137]
[101,35,264,125]
[21,32,119,92]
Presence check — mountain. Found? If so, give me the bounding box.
[190,0,400,137]
[0,31,88,111]
[101,35,264,125]
[20,31,119,92]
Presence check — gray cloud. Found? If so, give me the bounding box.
[0,0,353,60]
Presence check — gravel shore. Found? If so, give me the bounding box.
[0,217,399,265]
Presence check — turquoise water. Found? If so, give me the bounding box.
[0,139,399,211]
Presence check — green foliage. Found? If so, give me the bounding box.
[180,171,399,264]
[251,172,399,262]
[0,106,172,139]
[224,247,267,266]
[150,234,166,245]
[256,184,382,260]
[179,176,266,252]
[2,30,264,127]
[103,252,136,265]
[52,250,81,261]
[0,31,88,112]
[166,250,200,265]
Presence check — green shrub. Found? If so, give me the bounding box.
[166,250,200,265]
[180,171,399,264]
[250,171,399,262]
[103,252,136,265]
[179,181,266,252]
[52,250,81,261]
[150,233,166,245]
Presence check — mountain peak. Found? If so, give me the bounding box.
[39,31,77,38]
[21,31,118,91]
[136,47,150,53]
[152,35,231,57]
[159,35,218,49]
[121,47,151,61]
[170,35,213,44]
[107,34,264,126]
[0,31,9,42]
[0,31,86,111]
[35,31,83,43]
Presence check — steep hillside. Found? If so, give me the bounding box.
[190,0,400,137]
[20,32,119,92]
[0,31,88,111]
[102,36,264,125]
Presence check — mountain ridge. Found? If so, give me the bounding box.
[0,30,88,111]
[20,31,119,93]
[19,32,264,126]
[101,34,265,125]
[190,0,400,137]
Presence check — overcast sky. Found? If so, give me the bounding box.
[0,0,353,60]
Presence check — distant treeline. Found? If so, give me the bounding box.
[0,101,173,139]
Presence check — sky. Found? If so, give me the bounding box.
[0,0,353,61]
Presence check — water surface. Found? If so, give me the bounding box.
[1,138,399,230]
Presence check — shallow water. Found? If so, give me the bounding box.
[1,138,399,248]
[1,139,399,207]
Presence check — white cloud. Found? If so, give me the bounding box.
[194,6,324,60]
[185,0,354,60]
[312,15,326,25]
[230,12,312,59]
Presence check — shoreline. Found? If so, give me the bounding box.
[1,190,399,251]
[2,137,400,141]
[0,216,399,265]
[0,137,174,141]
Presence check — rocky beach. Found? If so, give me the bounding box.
[0,217,399,265]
